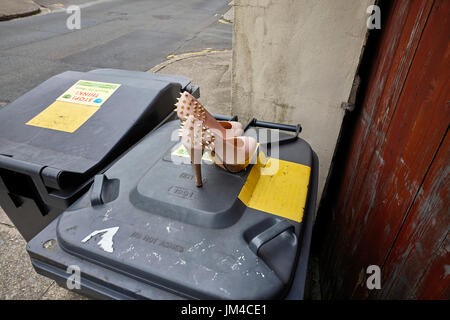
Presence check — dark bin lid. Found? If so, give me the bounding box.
[50,120,316,299]
[0,69,189,187]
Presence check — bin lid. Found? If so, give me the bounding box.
[48,120,316,299]
[0,69,190,188]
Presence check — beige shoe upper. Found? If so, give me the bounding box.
[217,121,243,137]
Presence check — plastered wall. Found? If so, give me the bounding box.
[232,0,374,199]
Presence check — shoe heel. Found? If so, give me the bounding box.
[189,147,203,187]
[180,115,214,187]
[191,162,202,187]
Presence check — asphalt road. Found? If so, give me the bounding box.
[0,0,232,104]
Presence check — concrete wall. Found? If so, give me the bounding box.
[232,0,373,199]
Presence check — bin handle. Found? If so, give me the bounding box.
[0,155,50,214]
[90,174,105,206]
[245,118,301,133]
[249,220,295,254]
[213,114,238,122]
[244,118,301,145]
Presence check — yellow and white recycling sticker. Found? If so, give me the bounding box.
[26,80,121,133]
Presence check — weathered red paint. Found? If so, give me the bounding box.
[379,134,449,299]
[319,0,449,299]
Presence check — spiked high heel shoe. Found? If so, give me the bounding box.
[175,91,243,137]
[179,115,215,187]
[179,115,258,187]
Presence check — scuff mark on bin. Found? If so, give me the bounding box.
[219,287,231,296]
[231,255,246,271]
[152,251,162,262]
[174,258,186,266]
[103,208,112,221]
[187,238,206,252]
[166,222,181,233]
[81,226,119,253]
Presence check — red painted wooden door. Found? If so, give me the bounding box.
[319,0,449,299]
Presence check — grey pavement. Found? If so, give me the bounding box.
[0,0,232,105]
[0,0,40,21]
[150,50,233,117]
[0,207,86,299]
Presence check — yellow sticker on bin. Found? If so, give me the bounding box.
[26,101,99,133]
[26,80,120,132]
[238,152,311,223]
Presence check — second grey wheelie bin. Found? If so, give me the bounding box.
[26,117,319,299]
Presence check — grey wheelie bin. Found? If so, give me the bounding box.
[0,68,199,241]
[27,117,319,299]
